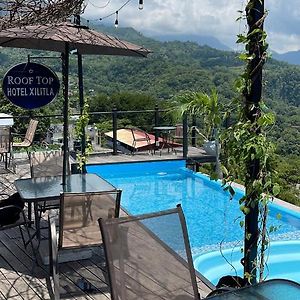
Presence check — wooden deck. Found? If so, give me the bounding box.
[0,150,214,300]
[86,145,215,165]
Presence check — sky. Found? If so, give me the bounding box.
[83,0,300,53]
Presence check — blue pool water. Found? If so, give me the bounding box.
[87,160,300,283]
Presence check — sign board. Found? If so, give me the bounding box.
[2,62,60,109]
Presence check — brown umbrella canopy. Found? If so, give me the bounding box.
[0,22,151,57]
[0,21,151,184]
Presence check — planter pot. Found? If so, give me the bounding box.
[203,140,217,156]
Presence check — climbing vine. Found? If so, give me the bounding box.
[221,0,280,283]
[74,97,93,171]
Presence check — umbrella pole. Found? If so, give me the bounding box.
[62,43,70,186]
[75,14,86,173]
[78,53,86,173]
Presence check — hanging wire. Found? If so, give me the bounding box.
[87,0,111,9]
[99,0,132,21]
[85,0,143,27]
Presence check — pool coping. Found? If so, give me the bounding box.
[230,181,300,215]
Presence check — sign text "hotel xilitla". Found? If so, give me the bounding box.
[2,62,60,110]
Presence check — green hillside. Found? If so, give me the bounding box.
[0,25,299,204]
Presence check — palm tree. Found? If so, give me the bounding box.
[173,89,221,141]
[172,89,222,177]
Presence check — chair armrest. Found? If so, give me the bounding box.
[12,133,31,144]
[0,193,10,199]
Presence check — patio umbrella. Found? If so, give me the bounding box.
[0,22,150,57]
[0,22,151,185]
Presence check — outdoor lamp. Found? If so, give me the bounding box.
[139,0,143,10]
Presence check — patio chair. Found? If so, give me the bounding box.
[98,205,201,300]
[29,150,66,237]
[171,124,184,143]
[0,192,34,251]
[0,126,12,169]
[49,190,122,300]
[130,127,153,154]
[30,149,64,179]
[12,119,38,155]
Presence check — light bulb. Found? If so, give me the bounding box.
[139,0,143,10]
[115,11,119,28]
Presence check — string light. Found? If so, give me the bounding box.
[91,0,144,27]
[139,0,143,10]
[114,11,119,28]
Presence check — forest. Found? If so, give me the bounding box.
[0,24,299,205]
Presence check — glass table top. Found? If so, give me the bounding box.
[207,279,300,299]
[15,173,117,202]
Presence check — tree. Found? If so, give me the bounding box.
[0,1,85,29]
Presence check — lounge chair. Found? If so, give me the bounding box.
[49,190,122,300]
[12,119,38,155]
[98,205,212,299]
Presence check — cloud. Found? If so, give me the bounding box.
[83,0,300,52]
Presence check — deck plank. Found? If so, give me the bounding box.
[0,253,24,300]
[0,230,51,300]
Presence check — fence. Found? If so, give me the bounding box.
[0,105,204,158]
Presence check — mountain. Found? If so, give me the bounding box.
[0,25,299,158]
[151,34,231,51]
[272,50,300,65]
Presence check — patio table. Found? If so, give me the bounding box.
[207,279,300,299]
[14,173,117,240]
[153,126,176,153]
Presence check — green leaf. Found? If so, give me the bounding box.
[272,184,281,196]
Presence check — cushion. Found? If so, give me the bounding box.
[0,193,24,226]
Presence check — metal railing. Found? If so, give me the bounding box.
[0,106,204,159]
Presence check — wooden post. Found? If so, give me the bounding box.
[244,0,265,284]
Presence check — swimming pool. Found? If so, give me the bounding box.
[87,160,300,283]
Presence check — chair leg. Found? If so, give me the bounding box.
[19,225,26,247]
[49,212,60,300]
[19,220,38,263]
